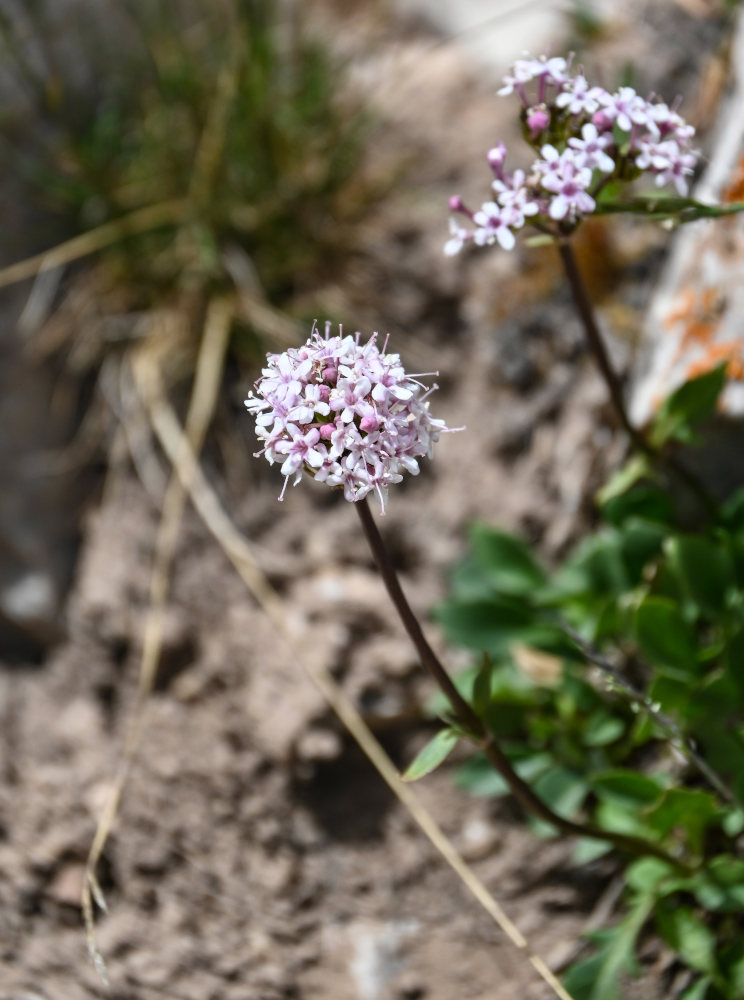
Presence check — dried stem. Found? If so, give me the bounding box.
[356,498,694,874]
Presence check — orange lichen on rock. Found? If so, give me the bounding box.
[723,152,744,204]
[686,340,744,382]
[665,287,726,365]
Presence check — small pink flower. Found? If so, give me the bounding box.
[568,123,616,174]
[537,146,595,221]
[247,326,459,512]
[472,202,518,250]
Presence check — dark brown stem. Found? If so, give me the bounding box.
[557,239,718,518]
[355,498,693,874]
[557,239,648,453]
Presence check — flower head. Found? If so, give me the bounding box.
[247,324,458,513]
[445,54,700,256]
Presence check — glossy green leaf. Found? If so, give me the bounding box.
[434,597,536,655]
[649,365,726,447]
[625,857,675,894]
[563,894,654,1000]
[667,535,735,620]
[596,455,652,508]
[469,524,547,595]
[471,652,494,717]
[656,905,716,974]
[634,596,699,675]
[619,518,667,582]
[602,483,675,528]
[583,712,626,747]
[693,856,744,913]
[533,766,589,820]
[644,788,718,855]
[455,751,552,798]
[721,487,744,531]
[401,728,459,782]
[592,769,665,807]
[572,837,613,865]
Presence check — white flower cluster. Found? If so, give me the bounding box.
[245,324,454,513]
[445,54,699,256]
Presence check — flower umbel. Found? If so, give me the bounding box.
[246,324,457,513]
[446,53,700,255]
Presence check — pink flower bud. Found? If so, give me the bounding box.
[319,422,334,440]
[526,105,550,140]
[592,110,613,132]
[322,366,338,383]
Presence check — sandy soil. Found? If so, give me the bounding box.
[0,3,735,998]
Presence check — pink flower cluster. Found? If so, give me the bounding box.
[245,324,455,513]
[445,54,699,256]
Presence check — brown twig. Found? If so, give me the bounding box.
[556,238,718,517]
[355,497,694,874]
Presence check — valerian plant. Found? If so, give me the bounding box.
[248,52,744,1000]
[435,52,744,1000]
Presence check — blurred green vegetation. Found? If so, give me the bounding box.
[0,0,376,321]
[430,367,744,1000]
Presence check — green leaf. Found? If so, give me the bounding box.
[563,894,655,1000]
[596,454,652,508]
[455,751,553,798]
[722,808,744,837]
[667,535,735,620]
[471,652,494,717]
[649,365,726,447]
[594,193,744,224]
[469,524,547,596]
[401,728,459,782]
[656,905,717,975]
[533,765,589,821]
[634,596,699,675]
[644,788,718,855]
[677,976,711,1000]
[602,484,674,529]
[722,628,744,706]
[625,857,675,894]
[573,837,613,865]
[620,518,667,582]
[558,530,631,598]
[693,856,744,913]
[592,769,665,808]
[583,712,626,747]
[434,597,536,656]
[721,487,744,531]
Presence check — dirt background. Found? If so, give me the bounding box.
[0,3,738,999]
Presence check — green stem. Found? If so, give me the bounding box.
[355,497,693,874]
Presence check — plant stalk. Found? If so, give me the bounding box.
[556,239,647,453]
[355,497,693,874]
[556,239,717,517]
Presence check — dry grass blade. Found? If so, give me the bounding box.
[134,360,576,1000]
[81,295,234,979]
[0,199,187,290]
